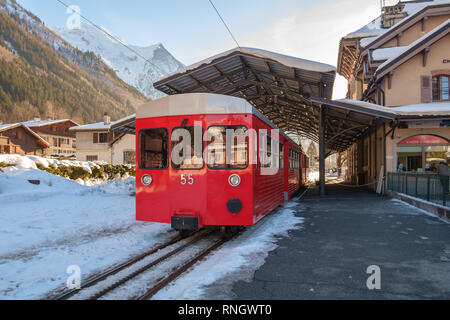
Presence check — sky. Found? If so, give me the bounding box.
[16,0,383,99]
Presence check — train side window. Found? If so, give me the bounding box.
[139,128,169,170]
[259,132,279,169]
[207,126,248,169]
[289,149,292,169]
[171,126,204,170]
[261,134,272,169]
[280,143,284,170]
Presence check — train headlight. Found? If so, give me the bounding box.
[228,174,241,187]
[141,174,153,186]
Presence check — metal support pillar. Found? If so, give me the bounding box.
[319,105,326,196]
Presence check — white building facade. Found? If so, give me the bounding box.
[70,115,136,165]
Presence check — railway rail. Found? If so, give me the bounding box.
[49,231,194,300]
[50,229,237,300]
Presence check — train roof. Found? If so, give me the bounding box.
[136,93,300,147]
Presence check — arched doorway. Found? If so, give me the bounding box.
[396,135,449,172]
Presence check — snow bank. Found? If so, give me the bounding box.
[0,154,37,169]
[0,154,108,170]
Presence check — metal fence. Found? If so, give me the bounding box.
[387,172,449,207]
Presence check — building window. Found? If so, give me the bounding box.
[396,135,449,172]
[93,132,109,144]
[86,155,98,162]
[432,75,449,101]
[123,151,135,165]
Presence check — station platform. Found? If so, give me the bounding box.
[231,183,450,299]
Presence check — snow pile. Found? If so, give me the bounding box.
[0,154,108,172]
[0,164,136,202]
[0,154,37,169]
[90,176,136,194]
[0,154,119,182]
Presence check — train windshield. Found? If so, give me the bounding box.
[207,126,248,170]
[171,126,204,170]
[139,128,169,169]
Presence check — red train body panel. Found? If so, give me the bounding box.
[135,93,306,230]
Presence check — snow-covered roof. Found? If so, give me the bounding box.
[161,47,336,81]
[69,122,112,132]
[0,123,50,147]
[359,36,379,48]
[346,0,448,44]
[376,18,449,75]
[21,119,79,127]
[391,102,450,115]
[338,99,450,117]
[370,46,407,62]
[0,123,17,131]
[70,115,135,132]
[345,16,386,40]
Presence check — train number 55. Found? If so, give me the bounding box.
[181,174,194,185]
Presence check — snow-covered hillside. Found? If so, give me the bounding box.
[53,23,185,99]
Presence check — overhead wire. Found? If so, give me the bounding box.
[208,0,241,49]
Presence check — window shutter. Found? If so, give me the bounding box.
[93,133,98,143]
[421,75,432,103]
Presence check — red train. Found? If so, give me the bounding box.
[136,93,307,231]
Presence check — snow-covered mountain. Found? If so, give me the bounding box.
[53,23,185,99]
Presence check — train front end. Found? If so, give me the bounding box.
[135,94,255,231]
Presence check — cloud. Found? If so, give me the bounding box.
[239,0,381,99]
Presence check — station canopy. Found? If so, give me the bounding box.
[153,47,336,143]
[113,47,440,153]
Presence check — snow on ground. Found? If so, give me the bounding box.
[152,206,305,300]
[0,163,172,300]
[0,154,306,300]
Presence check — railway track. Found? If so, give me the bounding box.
[51,229,235,300]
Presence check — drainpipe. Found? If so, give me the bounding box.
[383,123,387,194]
[378,86,386,106]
